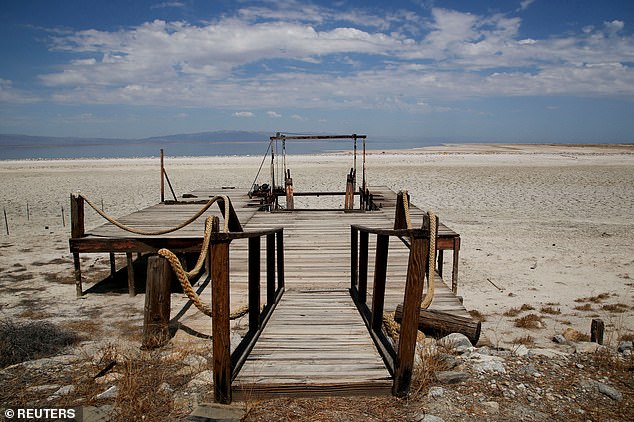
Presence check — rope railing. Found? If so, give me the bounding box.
[79,192,232,235]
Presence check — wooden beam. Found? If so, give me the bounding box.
[126,252,136,297]
[393,236,427,397]
[371,234,389,331]
[266,233,275,305]
[212,239,232,404]
[350,227,358,290]
[248,236,261,331]
[70,193,85,297]
[394,305,481,346]
[358,230,369,304]
[142,255,172,349]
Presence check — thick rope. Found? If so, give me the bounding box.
[383,311,425,346]
[79,193,230,235]
[402,191,413,230]
[420,210,437,310]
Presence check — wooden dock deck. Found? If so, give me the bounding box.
[69,184,468,400]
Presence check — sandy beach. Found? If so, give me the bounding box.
[0,144,633,348]
[0,144,633,419]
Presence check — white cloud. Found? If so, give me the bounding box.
[24,4,634,112]
[151,2,186,9]
[519,0,535,11]
[233,111,254,118]
[291,114,304,120]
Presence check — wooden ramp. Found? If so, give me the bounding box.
[233,289,392,398]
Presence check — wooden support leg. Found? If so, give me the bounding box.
[451,237,460,294]
[350,227,358,290]
[73,252,83,297]
[248,237,261,331]
[212,241,232,404]
[359,231,369,304]
[437,250,444,278]
[591,319,604,345]
[142,255,172,349]
[126,252,136,297]
[109,252,116,278]
[266,233,275,304]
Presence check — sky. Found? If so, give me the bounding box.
[1,0,633,143]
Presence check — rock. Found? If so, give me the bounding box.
[552,334,567,344]
[574,342,600,354]
[481,401,500,414]
[437,353,459,369]
[519,364,538,376]
[187,369,215,389]
[95,385,118,399]
[470,353,506,374]
[47,384,75,401]
[597,383,622,401]
[513,345,530,357]
[563,328,586,341]
[94,372,123,385]
[439,333,473,354]
[189,403,245,422]
[159,382,174,394]
[82,405,114,422]
[428,386,445,398]
[27,384,60,392]
[435,371,469,384]
[183,354,208,368]
[530,348,569,358]
[617,341,633,353]
[416,414,445,422]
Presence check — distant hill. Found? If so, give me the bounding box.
[0,131,271,146]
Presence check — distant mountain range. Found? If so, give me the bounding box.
[0,131,272,147]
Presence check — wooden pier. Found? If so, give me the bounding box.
[69,137,472,403]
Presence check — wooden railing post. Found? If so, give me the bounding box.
[276,230,284,290]
[350,227,358,290]
[266,233,276,304]
[212,238,232,404]
[70,193,85,297]
[371,234,389,331]
[393,235,428,396]
[142,255,172,349]
[160,149,165,203]
[394,191,410,229]
[285,169,294,210]
[248,236,261,331]
[359,230,369,304]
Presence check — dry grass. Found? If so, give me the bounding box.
[618,332,634,342]
[514,314,544,329]
[0,319,79,368]
[574,303,593,311]
[503,303,535,317]
[602,303,629,313]
[511,335,535,345]
[575,293,610,303]
[468,309,487,322]
[540,306,561,315]
[411,346,451,396]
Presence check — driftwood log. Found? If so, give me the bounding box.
[394,304,481,345]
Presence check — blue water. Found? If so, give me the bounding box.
[0,137,432,160]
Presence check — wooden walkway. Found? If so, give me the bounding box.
[70,185,468,399]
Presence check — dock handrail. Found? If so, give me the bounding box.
[142,220,285,404]
[350,222,431,397]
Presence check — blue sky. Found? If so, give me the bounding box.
[1,0,633,143]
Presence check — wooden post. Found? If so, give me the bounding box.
[276,231,285,290]
[212,239,232,404]
[591,319,604,345]
[371,234,389,331]
[126,252,136,297]
[218,197,243,232]
[109,252,116,278]
[142,255,172,349]
[285,169,294,210]
[393,236,428,396]
[394,191,409,229]
[266,233,275,305]
[359,230,369,304]
[452,237,460,294]
[3,207,8,235]
[350,227,358,290]
[70,193,85,297]
[248,236,261,331]
[160,149,165,203]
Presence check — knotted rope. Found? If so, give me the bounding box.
[421,209,437,310]
[79,193,231,235]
